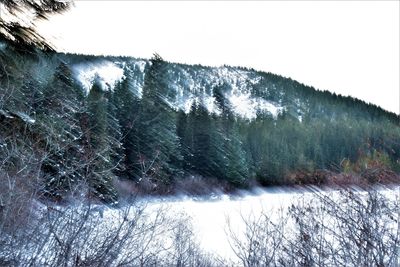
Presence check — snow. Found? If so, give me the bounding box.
[0,2,36,29]
[228,92,258,119]
[258,98,284,119]
[71,186,397,262]
[183,97,195,113]
[72,61,125,94]
[153,65,284,119]
[203,94,221,115]
[228,92,283,120]
[133,60,147,73]
[70,60,285,120]
[172,189,295,259]
[4,186,399,265]
[15,112,35,124]
[153,186,400,260]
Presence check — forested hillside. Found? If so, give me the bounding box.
[1,40,399,202]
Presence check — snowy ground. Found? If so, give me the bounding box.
[104,185,400,261]
[2,185,398,265]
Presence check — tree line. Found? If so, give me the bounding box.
[1,45,399,202]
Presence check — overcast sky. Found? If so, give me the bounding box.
[36,1,399,114]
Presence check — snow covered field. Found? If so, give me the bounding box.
[1,185,399,266]
[105,185,400,263]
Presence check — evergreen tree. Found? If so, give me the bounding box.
[136,54,183,187]
[105,90,125,176]
[85,80,118,202]
[177,109,192,171]
[39,63,86,199]
[113,74,141,180]
[185,101,223,178]
[213,84,249,185]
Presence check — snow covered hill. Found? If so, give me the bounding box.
[71,59,285,120]
[1,41,399,203]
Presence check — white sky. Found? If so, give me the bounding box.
[36,1,400,114]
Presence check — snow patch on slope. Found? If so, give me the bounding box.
[133,60,146,73]
[228,92,257,119]
[161,65,284,119]
[70,60,283,120]
[124,60,147,98]
[203,95,222,115]
[227,92,283,120]
[182,97,195,113]
[258,99,284,119]
[213,66,286,119]
[72,61,124,94]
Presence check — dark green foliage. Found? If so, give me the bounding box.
[38,62,87,198]
[85,81,118,202]
[135,54,183,188]
[113,74,141,179]
[213,84,249,185]
[184,102,221,178]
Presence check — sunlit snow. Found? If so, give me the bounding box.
[15,112,36,124]
[161,65,284,119]
[203,94,222,115]
[258,99,284,118]
[133,60,146,73]
[228,92,283,120]
[228,92,257,119]
[71,60,285,120]
[72,61,125,93]
[69,186,399,261]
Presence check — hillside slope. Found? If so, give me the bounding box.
[1,41,399,201]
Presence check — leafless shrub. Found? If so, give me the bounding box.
[228,187,400,267]
[0,180,219,267]
[226,209,287,267]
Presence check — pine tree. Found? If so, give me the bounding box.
[186,101,221,178]
[213,84,249,185]
[113,75,141,180]
[105,90,125,176]
[85,80,118,202]
[136,54,183,188]
[39,63,86,199]
[177,109,192,171]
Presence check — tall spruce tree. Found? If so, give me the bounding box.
[185,101,221,178]
[213,84,249,185]
[86,80,118,202]
[177,109,192,171]
[105,90,125,176]
[113,74,141,180]
[39,63,86,198]
[136,54,182,188]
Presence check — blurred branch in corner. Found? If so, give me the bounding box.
[0,0,73,51]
